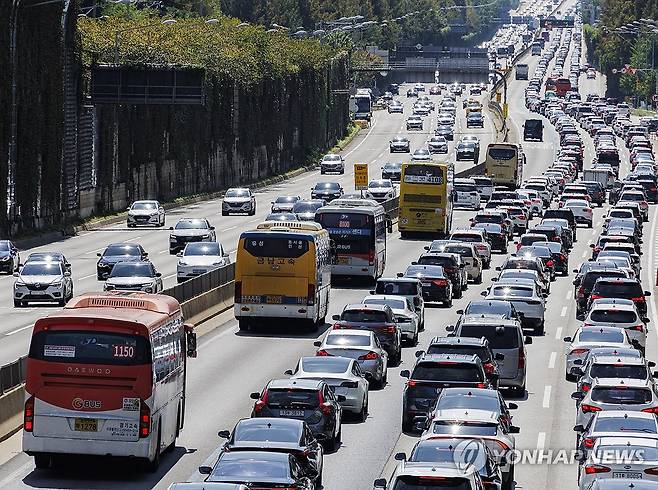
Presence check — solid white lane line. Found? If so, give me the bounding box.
[159,249,169,254]
[560,306,567,317]
[163,273,177,281]
[537,432,546,450]
[77,273,96,281]
[5,323,34,336]
[124,235,143,243]
[220,225,238,231]
[542,385,552,408]
[343,116,380,159]
[548,352,557,369]
[555,326,563,340]
[85,246,106,255]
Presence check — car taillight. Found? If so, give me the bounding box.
[407,380,417,387]
[581,404,602,414]
[585,464,610,475]
[631,296,646,302]
[444,266,457,274]
[476,383,486,388]
[234,280,242,303]
[369,249,375,266]
[333,324,345,329]
[318,391,333,415]
[645,468,658,475]
[642,407,658,413]
[316,349,332,356]
[432,279,448,287]
[582,437,595,449]
[516,243,522,252]
[518,348,525,369]
[651,187,657,192]
[359,351,378,360]
[546,259,554,267]
[590,294,602,300]
[139,400,151,437]
[307,284,315,306]
[483,362,495,374]
[570,348,589,355]
[24,396,34,432]
[627,325,644,332]
[494,440,510,451]
[552,236,561,242]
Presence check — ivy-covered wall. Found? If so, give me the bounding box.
[0,3,9,235]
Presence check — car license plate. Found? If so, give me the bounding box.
[421,281,431,286]
[30,290,46,296]
[74,418,98,432]
[266,296,283,304]
[279,410,304,417]
[192,269,206,274]
[613,472,641,479]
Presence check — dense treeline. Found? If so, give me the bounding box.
[583,0,658,102]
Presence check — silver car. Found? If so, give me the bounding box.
[127,200,165,227]
[563,326,635,380]
[271,195,301,213]
[292,200,325,221]
[483,282,546,335]
[362,294,419,345]
[287,356,369,419]
[13,261,73,307]
[314,330,388,389]
[444,243,483,283]
[176,242,230,283]
[104,261,163,293]
[574,354,653,399]
[222,188,256,216]
[584,300,647,353]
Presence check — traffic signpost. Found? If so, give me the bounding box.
[354,163,369,191]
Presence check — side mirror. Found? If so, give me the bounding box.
[645,291,652,296]
[573,359,583,366]
[571,392,584,400]
[284,369,293,376]
[411,261,418,265]
[563,336,572,343]
[374,479,387,489]
[313,341,322,347]
[176,252,183,257]
[155,272,162,278]
[573,269,578,273]
[12,272,19,277]
[217,430,230,439]
[455,309,464,315]
[332,314,340,321]
[491,277,498,282]
[495,352,505,361]
[509,426,520,434]
[96,252,102,257]
[198,466,213,475]
[64,271,71,277]
[495,266,501,271]
[142,252,149,257]
[589,243,594,248]
[480,290,488,296]
[424,246,430,251]
[400,370,411,379]
[336,395,347,402]
[397,272,404,278]
[415,350,425,358]
[446,325,455,332]
[573,425,585,432]
[169,226,174,230]
[184,324,197,358]
[572,280,578,285]
[524,336,533,345]
[508,403,518,410]
[394,452,407,461]
[250,392,261,400]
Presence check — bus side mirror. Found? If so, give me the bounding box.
[185,323,197,358]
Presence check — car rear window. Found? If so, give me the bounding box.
[578,329,625,343]
[582,272,626,290]
[341,310,388,323]
[593,282,643,298]
[411,363,483,382]
[418,256,455,267]
[590,364,647,380]
[590,387,652,404]
[431,421,498,437]
[590,310,638,323]
[521,236,544,245]
[325,334,370,347]
[376,281,418,295]
[444,245,474,257]
[392,475,473,489]
[437,394,499,412]
[266,389,319,408]
[593,417,657,433]
[492,287,533,298]
[459,326,519,349]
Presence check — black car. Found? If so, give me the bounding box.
[400,353,489,432]
[421,336,503,389]
[168,218,216,254]
[466,112,484,128]
[381,162,402,182]
[574,268,628,319]
[96,243,148,280]
[401,264,453,306]
[199,450,314,489]
[387,83,400,95]
[24,251,71,272]
[589,277,651,320]
[523,118,544,141]
[414,253,465,298]
[250,379,343,451]
[635,175,658,203]
[582,181,606,207]
[456,141,478,161]
[217,418,322,485]
[543,208,577,238]
[0,240,20,274]
[310,182,343,202]
[435,124,454,140]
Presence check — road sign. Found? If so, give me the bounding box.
[503,103,509,119]
[354,163,369,190]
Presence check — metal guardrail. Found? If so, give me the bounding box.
[0,356,26,395]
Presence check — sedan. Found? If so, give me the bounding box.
[311,182,343,202]
[96,243,148,280]
[563,326,635,381]
[402,264,453,306]
[319,154,345,174]
[406,116,423,131]
[292,200,324,221]
[126,200,165,227]
[362,294,419,345]
[466,112,485,128]
[427,136,449,154]
[104,261,163,293]
[271,195,301,213]
[314,329,387,388]
[176,241,230,283]
[435,124,454,140]
[482,283,546,335]
[287,356,369,419]
[564,199,593,227]
[381,162,402,182]
[0,240,20,274]
[411,148,432,162]
[389,136,411,153]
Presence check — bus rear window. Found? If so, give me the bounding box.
[243,237,309,258]
[29,330,151,365]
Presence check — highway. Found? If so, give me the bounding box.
[2,8,653,490]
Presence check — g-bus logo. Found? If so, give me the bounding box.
[72,398,101,410]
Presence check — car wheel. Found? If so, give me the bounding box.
[534,322,545,336]
[359,396,368,422]
[13,299,22,308]
[445,297,453,308]
[320,170,325,175]
[474,272,483,284]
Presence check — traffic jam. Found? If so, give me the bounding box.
[14,6,658,490]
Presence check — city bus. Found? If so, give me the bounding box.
[234,221,331,330]
[484,143,525,189]
[23,292,197,470]
[545,77,571,97]
[398,162,453,238]
[315,198,389,281]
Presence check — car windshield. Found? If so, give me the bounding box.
[492,286,533,298]
[411,363,483,382]
[20,263,62,276]
[315,183,340,190]
[175,219,209,230]
[233,423,300,444]
[211,456,289,479]
[183,242,220,256]
[431,421,497,436]
[109,262,153,278]
[131,202,157,210]
[104,245,141,256]
[590,364,647,379]
[364,298,406,310]
[301,357,350,374]
[369,181,392,188]
[590,309,637,323]
[341,310,388,323]
[292,202,321,214]
[593,417,657,433]
[0,242,11,252]
[325,334,371,347]
[275,196,298,203]
[578,329,625,343]
[590,387,652,405]
[323,155,341,161]
[225,189,250,198]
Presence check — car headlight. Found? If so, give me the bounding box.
[51,281,62,287]
[104,284,113,291]
[201,234,210,239]
[98,262,110,268]
[144,286,153,293]
[1,256,9,261]
[150,211,159,216]
[178,261,188,266]
[14,281,25,288]
[170,235,176,240]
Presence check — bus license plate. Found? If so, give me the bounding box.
[74,418,98,432]
[613,473,641,479]
[337,257,349,265]
[279,410,304,417]
[266,296,282,304]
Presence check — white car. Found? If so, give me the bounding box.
[563,199,593,227]
[222,188,256,216]
[575,354,652,398]
[13,261,73,307]
[483,282,546,335]
[427,136,449,154]
[472,176,493,201]
[367,179,397,203]
[453,178,481,210]
[287,356,369,419]
[127,200,165,227]
[176,241,230,283]
[406,116,424,130]
[450,229,491,268]
[516,189,543,217]
[563,326,635,380]
[374,461,486,490]
[319,154,345,174]
[362,294,419,345]
[579,436,658,489]
[104,261,163,293]
[584,300,647,352]
[443,243,483,283]
[411,148,432,161]
[270,195,301,213]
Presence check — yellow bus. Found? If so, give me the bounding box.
[234,221,331,330]
[398,162,453,238]
[484,142,525,189]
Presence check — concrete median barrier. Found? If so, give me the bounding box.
[0,385,25,443]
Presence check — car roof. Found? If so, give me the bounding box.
[460,317,520,327]
[596,436,658,449]
[591,355,645,365]
[393,461,479,479]
[439,387,499,398]
[594,411,657,420]
[429,336,488,347]
[267,378,323,390]
[418,353,479,364]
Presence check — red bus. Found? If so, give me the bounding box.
[546,77,571,97]
[23,292,197,470]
